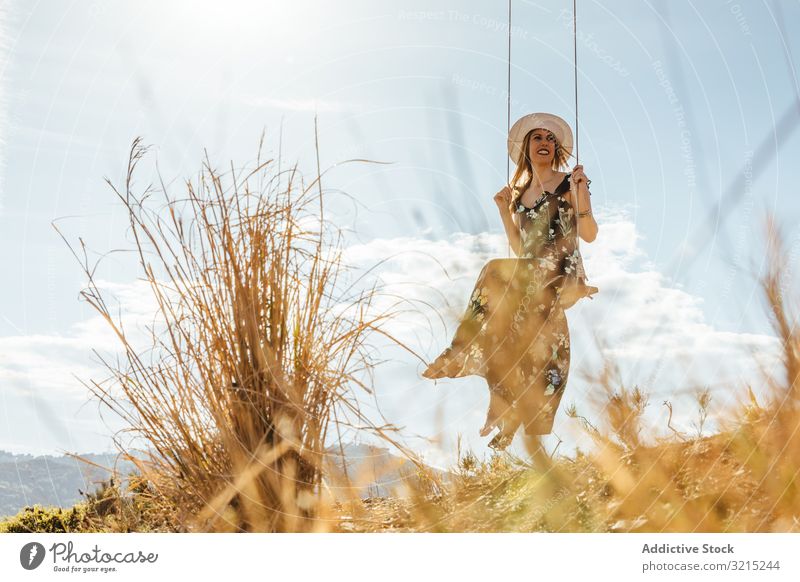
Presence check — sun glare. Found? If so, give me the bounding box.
[156,0,319,51]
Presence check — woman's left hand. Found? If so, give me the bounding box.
[571,164,589,186]
[566,164,590,207]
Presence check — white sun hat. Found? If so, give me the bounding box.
[507,112,574,164]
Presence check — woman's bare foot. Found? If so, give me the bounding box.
[486,417,517,451]
[488,430,515,451]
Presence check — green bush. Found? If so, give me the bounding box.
[0,504,89,533]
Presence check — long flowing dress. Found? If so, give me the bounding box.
[423,173,598,450]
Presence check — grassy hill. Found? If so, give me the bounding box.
[337,427,791,533]
[3,415,796,534]
[0,443,451,532]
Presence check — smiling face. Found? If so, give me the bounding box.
[526,128,557,164]
[509,125,568,201]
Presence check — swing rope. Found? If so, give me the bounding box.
[571,0,581,249]
[506,0,513,258]
[506,0,512,185]
[572,0,579,166]
[505,0,581,254]
[505,0,579,173]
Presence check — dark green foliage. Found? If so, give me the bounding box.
[0,504,88,533]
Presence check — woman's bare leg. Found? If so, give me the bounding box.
[523,434,552,469]
[486,397,522,451]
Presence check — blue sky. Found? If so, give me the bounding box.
[1,0,798,469]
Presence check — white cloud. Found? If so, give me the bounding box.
[0,278,166,455]
[0,210,784,463]
[0,279,162,398]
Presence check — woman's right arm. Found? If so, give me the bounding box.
[500,210,522,256]
[493,186,522,256]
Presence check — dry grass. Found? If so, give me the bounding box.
[54,129,441,532]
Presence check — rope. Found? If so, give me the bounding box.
[506,0,512,185]
[572,0,580,249]
[572,0,579,166]
[506,0,512,258]
[505,1,580,252]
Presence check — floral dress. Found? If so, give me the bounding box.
[423,173,598,449]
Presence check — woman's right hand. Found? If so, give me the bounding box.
[493,185,512,212]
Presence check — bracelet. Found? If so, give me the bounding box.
[578,209,592,217]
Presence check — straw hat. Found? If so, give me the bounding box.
[507,112,573,164]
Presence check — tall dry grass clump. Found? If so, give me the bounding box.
[56,133,427,532]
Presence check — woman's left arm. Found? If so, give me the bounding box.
[568,164,598,243]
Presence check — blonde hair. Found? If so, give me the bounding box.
[508,129,571,215]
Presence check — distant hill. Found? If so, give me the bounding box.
[0,451,140,520]
[323,443,451,499]
[0,444,450,520]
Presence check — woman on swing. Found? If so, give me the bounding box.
[422,112,599,458]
